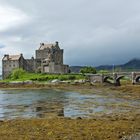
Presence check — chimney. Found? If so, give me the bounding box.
[31,56,34,60]
[4,54,9,59]
[55,41,59,46]
[20,53,23,58]
[40,43,44,46]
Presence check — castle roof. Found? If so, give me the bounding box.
[39,42,60,50]
[3,54,23,61]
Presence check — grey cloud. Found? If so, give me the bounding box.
[0,0,140,72]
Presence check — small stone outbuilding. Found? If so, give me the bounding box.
[2,54,24,79]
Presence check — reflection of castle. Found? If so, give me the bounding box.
[2,42,69,79]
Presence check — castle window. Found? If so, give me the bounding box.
[13,64,15,67]
[53,50,55,54]
[9,65,11,67]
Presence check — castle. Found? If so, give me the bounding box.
[2,42,69,79]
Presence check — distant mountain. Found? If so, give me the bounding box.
[97,58,140,71]
[96,65,113,70]
[70,58,140,73]
[122,58,140,69]
[70,66,84,73]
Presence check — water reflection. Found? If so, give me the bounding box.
[0,89,66,119]
[0,89,139,119]
[34,101,64,118]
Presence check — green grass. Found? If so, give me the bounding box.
[2,72,85,82]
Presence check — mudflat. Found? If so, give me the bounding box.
[0,114,139,140]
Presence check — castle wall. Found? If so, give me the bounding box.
[24,59,36,72]
[2,60,19,79]
[43,62,69,74]
[53,49,63,65]
[36,49,49,60]
[35,59,41,72]
[2,56,25,79]
[36,48,63,65]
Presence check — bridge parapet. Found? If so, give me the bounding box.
[86,74,104,83]
[87,72,140,86]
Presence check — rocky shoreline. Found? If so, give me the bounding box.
[0,112,139,140]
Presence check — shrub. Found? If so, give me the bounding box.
[10,68,26,80]
[80,66,96,74]
[58,75,68,81]
[68,75,76,80]
[37,77,48,81]
[30,78,38,81]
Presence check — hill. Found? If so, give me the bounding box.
[70,66,85,73]
[121,58,140,70]
[70,58,140,73]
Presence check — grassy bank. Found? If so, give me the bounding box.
[1,72,85,83]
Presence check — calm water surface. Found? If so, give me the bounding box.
[0,89,139,119]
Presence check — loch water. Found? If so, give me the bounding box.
[0,89,139,120]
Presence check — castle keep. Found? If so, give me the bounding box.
[2,42,69,79]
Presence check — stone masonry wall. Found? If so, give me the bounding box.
[2,60,20,79]
[24,59,36,72]
[43,62,69,74]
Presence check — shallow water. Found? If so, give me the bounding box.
[0,89,139,119]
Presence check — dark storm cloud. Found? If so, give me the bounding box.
[0,0,140,73]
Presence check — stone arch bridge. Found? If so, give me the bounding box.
[86,72,140,86]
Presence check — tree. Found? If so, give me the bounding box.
[80,66,96,74]
[10,68,26,80]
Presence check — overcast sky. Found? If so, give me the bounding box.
[0,0,140,73]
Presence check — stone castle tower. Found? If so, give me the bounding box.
[36,41,69,73]
[2,42,69,79]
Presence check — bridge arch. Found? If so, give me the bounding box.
[115,76,125,86]
[135,76,140,83]
[116,76,125,81]
[103,76,113,83]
